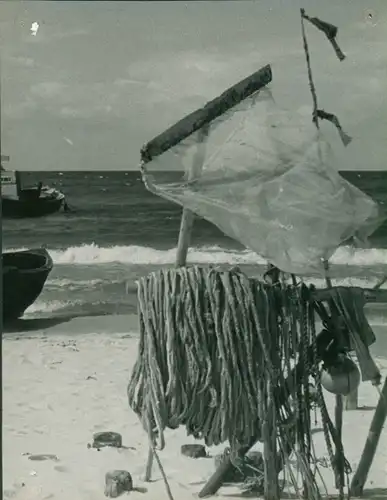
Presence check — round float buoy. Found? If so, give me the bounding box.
[320,355,360,396]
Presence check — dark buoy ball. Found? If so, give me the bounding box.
[321,356,361,396]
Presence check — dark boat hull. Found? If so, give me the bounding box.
[2,248,53,322]
[2,197,64,218]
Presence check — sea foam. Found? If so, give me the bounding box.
[6,243,387,267]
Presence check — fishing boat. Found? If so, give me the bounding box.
[2,247,53,322]
[1,155,68,218]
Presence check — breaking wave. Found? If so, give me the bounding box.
[5,243,387,267]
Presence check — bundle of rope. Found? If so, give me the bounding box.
[128,266,317,451]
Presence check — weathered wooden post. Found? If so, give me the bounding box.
[348,275,387,492]
[344,388,358,410]
[350,376,387,496]
[175,125,210,267]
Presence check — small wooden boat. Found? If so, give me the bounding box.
[1,155,68,218]
[2,248,53,322]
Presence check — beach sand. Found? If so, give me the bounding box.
[3,315,387,500]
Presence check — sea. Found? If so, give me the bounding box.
[2,170,387,325]
[2,1,387,327]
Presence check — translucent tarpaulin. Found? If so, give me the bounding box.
[140,66,385,276]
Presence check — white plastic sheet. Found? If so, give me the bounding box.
[142,91,384,275]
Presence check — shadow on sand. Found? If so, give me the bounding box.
[3,312,110,333]
[223,488,387,499]
[3,316,73,333]
[3,311,134,338]
[361,488,387,500]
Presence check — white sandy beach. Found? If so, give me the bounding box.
[3,315,387,500]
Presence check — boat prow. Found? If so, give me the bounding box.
[2,248,53,322]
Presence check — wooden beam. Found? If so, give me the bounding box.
[312,287,387,304]
[141,64,272,163]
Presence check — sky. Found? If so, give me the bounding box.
[1,0,386,171]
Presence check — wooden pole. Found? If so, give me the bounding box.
[344,388,358,411]
[175,125,210,267]
[349,267,387,485]
[261,382,280,500]
[175,210,196,268]
[333,394,345,490]
[144,447,154,482]
[350,376,387,496]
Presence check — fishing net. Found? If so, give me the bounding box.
[141,76,384,276]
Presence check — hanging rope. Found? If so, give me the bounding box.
[127,266,357,498]
[129,267,283,450]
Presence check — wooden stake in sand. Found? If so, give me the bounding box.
[350,377,387,496]
[349,275,387,494]
[344,388,359,411]
[175,125,210,268]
